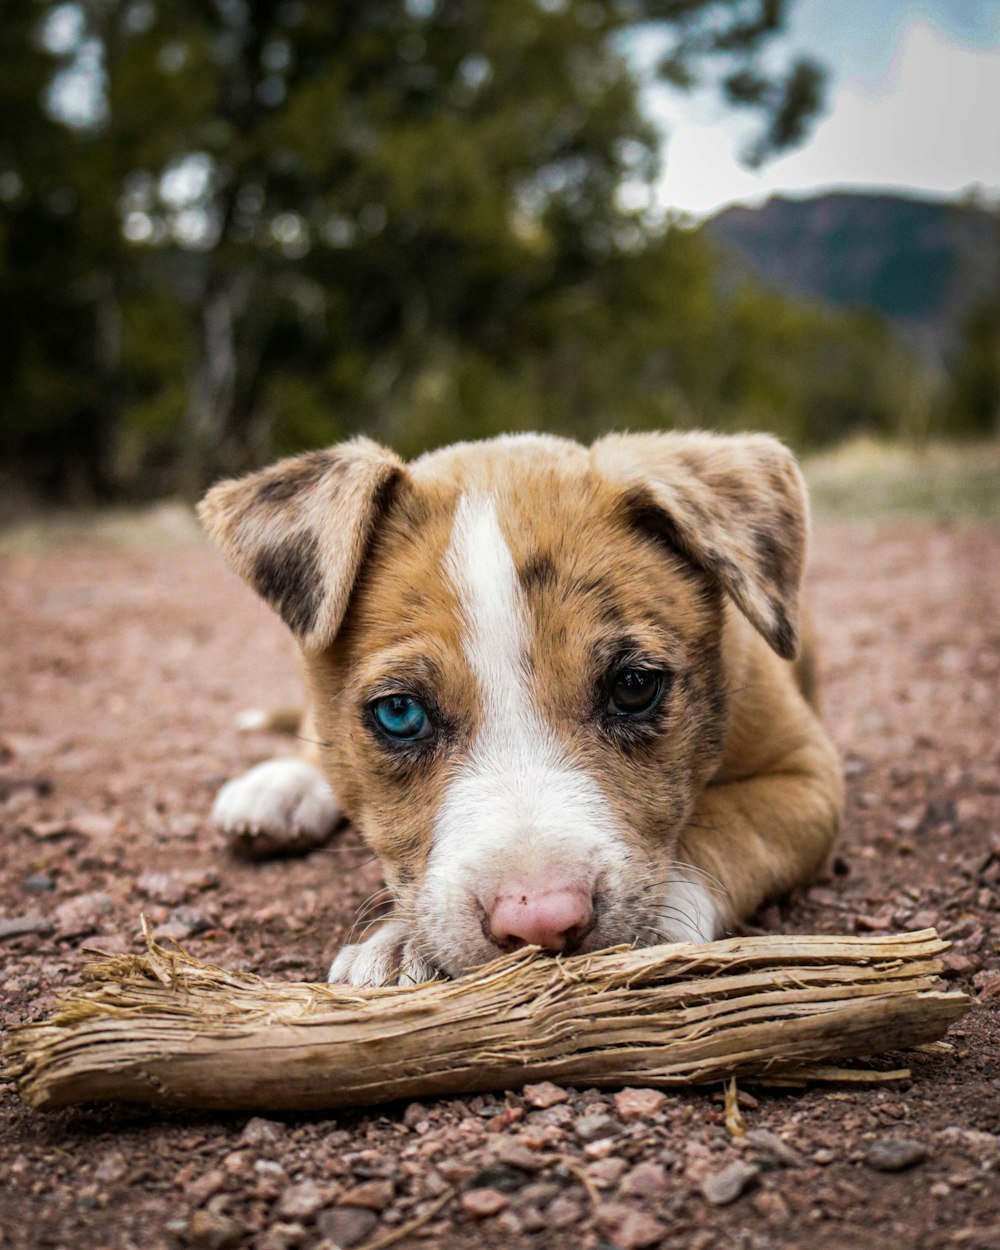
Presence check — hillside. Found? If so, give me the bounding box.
[705,192,1000,362]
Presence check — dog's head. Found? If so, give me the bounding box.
[200,431,807,975]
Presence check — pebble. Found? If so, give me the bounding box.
[942,951,980,976]
[240,1117,285,1146]
[522,1081,569,1109]
[277,1179,327,1220]
[136,871,191,906]
[614,1087,668,1120]
[338,1179,394,1211]
[595,1203,668,1249]
[23,873,56,892]
[488,1137,547,1172]
[620,1161,671,1198]
[258,1222,304,1250]
[185,1211,244,1250]
[586,1157,629,1187]
[864,1139,928,1172]
[316,1207,378,1247]
[184,1169,226,1206]
[573,1112,619,1143]
[0,914,54,940]
[53,891,113,938]
[93,1149,129,1183]
[700,1160,760,1205]
[546,1195,583,1228]
[743,1129,805,1169]
[155,906,211,941]
[460,1187,509,1218]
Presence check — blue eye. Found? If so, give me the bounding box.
[371,695,432,741]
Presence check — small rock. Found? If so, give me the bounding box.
[546,1196,583,1228]
[339,1179,394,1211]
[136,871,190,906]
[489,1137,547,1172]
[0,914,54,941]
[94,1149,128,1183]
[620,1161,671,1198]
[402,1102,427,1128]
[574,1112,619,1143]
[864,1139,928,1172]
[700,1160,760,1206]
[23,873,56,892]
[743,1129,805,1169]
[316,1208,378,1247]
[595,1203,668,1249]
[461,1187,509,1218]
[240,1116,285,1146]
[184,1169,226,1206]
[53,891,113,938]
[156,906,211,941]
[278,1180,326,1220]
[258,1222,305,1250]
[70,812,119,840]
[587,1157,629,1187]
[522,1081,569,1109]
[614,1087,668,1120]
[186,1211,243,1250]
[941,951,979,977]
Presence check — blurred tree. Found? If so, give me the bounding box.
[6,0,925,505]
[946,202,1000,440]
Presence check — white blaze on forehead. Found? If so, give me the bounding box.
[424,492,625,966]
[443,492,546,753]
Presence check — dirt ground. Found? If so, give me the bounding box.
[1,514,998,1250]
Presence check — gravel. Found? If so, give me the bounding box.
[1,523,997,1250]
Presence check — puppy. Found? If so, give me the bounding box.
[200,431,842,986]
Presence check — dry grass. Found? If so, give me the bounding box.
[4,928,968,1113]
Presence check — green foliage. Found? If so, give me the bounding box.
[947,292,1000,437]
[0,0,967,504]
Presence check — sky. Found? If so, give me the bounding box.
[639,0,1000,218]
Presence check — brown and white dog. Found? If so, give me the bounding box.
[199,431,842,986]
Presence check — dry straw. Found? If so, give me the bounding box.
[4,928,967,1113]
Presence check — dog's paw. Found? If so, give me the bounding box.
[211,757,342,858]
[657,873,724,944]
[327,921,440,988]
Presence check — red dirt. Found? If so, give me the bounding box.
[1,519,998,1250]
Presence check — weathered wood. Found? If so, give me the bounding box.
[3,929,968,1112]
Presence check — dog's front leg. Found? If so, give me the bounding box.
[211,757,342,857]
[668,729,843,940]
[327,920,440,988]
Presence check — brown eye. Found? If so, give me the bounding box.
[606,667,664,717]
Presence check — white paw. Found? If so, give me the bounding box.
[657,872,724,944]
[211,757,341,857]
[327,920,440,988]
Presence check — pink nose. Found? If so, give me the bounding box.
[489,885,594,953]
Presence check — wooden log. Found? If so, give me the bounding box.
[3,929,968,1112]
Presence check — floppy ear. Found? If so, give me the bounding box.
[198,438,404,652]
[592,431,808,660]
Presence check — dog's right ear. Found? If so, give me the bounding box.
[197,438,404,652]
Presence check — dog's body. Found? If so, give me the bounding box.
[201,432,842,986]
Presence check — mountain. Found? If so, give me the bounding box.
[705,192,1000,363]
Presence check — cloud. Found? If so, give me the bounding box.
[653,18,1000,217]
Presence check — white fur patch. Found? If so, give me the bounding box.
[657,872,722,944]
[420,493,627,972]
[211,757,341,842]
[327,920,440,987]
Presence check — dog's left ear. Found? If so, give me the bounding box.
[198,438,404,651]
[593,431,808,660]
